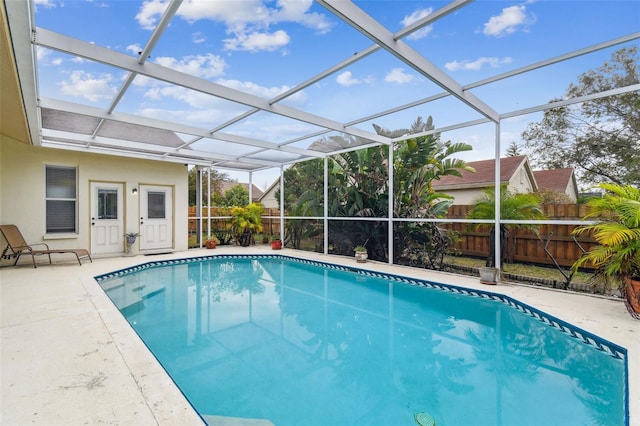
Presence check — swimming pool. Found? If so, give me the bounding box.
[96,255,628,426]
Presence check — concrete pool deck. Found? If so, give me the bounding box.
[1,245,638,425]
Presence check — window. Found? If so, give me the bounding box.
[97,189,118,219]
[147,191,166,219]
[45,165,77,233]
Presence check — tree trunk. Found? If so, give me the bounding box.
[486,225,508,268]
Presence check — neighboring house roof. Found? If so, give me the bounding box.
[432,155,532,191]
[532,168,575,193]
[219,181,264,202]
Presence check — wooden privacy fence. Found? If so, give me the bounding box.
[188,207,282,235]
[188,204,595,268]
[443,204,596,268]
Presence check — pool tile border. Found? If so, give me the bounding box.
[95,253,628,361]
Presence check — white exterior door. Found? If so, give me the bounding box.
[91,182,124,254]
[139,185,173,251]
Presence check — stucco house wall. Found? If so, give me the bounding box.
[0,135,188,261]
[259,179,280,209]
[432,156,538,205]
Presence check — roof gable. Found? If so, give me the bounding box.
[432,155,528,189]
[533,168,574,193]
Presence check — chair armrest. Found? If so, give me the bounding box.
[16,243,50,251]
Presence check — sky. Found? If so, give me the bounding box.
[32,0,640,190]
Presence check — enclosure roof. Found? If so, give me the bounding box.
[3,0,639,172]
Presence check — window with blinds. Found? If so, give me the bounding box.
[45,165,77,233]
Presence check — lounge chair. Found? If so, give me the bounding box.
[0,224,92,268]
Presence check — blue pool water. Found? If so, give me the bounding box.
[96,255,627,426]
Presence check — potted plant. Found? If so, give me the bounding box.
[271,238,283,250]
[354,245,368,263]
[572,183,640,318]
[205,236,219,249]
[124,232,140,255]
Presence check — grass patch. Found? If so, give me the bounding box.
[444,255,594,285]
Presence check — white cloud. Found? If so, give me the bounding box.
[174,0,270,26]
[135,0,168,30]
[36,46,50,62]
[126,43,143,55]
[154,54,227,78]
[272,0,332,34]
[33,0,57,10]
[192,32,206,44]
[140,107,236,128]
[385,68,414,84]
[336,71,362,87]
[58,70,117,102]
[444,56,512,71]
[142,78,306,108]
[223,30,290,52]
[401,8,433,40]
[217,79,307,103]
[144,86,218,109]
[483,5,533,37]
[136,0,332,52]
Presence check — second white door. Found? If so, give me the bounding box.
[139,185,173,251]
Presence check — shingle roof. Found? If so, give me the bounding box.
[532,168,574,193]
[432,155,527,190]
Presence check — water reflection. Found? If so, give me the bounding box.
[99,258,625,426]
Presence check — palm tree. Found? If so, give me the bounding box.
[467,186,546,267]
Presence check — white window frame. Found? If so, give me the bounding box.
[45,164,78,235]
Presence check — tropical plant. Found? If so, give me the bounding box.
[378,116,473,268]
[572,183,640,317]
[467,185,546,267]
[279,115,472,262]
[325,142,390,259]
[228,203,264,246]
[275,159,325,249]
[328,115,473,264]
